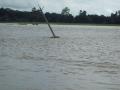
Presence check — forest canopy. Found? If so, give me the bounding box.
[0,7,120,24]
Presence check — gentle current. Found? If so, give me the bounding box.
[0,23,120,90]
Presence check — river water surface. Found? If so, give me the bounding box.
[0,23,120,90]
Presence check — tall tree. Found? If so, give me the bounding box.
[79,10,87,16]
[61,7,70,16]
[32,7,37,12]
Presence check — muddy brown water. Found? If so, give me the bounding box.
[0,23,120,90]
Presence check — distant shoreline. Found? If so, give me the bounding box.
[0,22,120,26]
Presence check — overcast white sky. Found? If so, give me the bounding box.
[0,0,120,16]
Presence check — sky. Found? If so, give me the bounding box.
[0,0,120,16]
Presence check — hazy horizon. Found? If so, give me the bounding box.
[0,0,120,16]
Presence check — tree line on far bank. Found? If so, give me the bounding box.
[0,7,120,24]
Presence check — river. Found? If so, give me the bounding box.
[0,23,120,90]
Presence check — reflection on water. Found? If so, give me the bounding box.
[0,24,120,90]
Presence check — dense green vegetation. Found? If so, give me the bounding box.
[0,7,120,24]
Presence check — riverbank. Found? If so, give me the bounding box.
[0,22,120,26]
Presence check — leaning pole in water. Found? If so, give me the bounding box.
[36,1,59,38]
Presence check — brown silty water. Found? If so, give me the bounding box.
[0,23,120,90]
